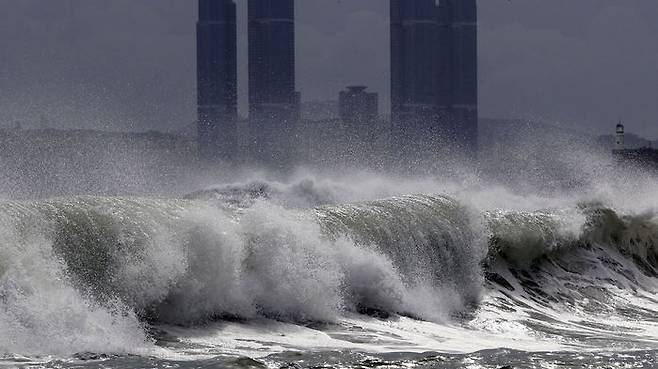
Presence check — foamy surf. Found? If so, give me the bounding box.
[0,177,657,368]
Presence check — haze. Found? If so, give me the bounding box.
[0,0,656,139]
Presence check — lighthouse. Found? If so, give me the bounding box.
[615,122,625,152]
[612,122,658,169]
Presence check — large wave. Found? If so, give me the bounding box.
[0,179,657,357]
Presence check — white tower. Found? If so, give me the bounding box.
[615,122,625,151]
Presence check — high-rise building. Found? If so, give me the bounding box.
[248,0,299,165]
[339,86,378,138]
[197,0,238,162]
[390,0,478,159]
[450,0,478,152]
[391,0,444,127]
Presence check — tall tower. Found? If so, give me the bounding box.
[390,0,445,151]
[248,0,299,166]
[197,0,238,162]
[450,0,478,152]
[390,0,478,162]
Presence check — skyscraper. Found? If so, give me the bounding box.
[450,0,478,152]
[390,0,478,159]
[197,0,238,162]
[248,0,299,165]
[391,0,444,127]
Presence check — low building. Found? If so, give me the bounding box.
[338,86,378,139]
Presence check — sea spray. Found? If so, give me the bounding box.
[0,204,149,356]
[0,194,487,357]
[0,189,657,358]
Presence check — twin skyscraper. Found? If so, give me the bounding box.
[197,0,478,166]
[197,0,298,164]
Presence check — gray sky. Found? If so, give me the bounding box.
[0,0,656,139]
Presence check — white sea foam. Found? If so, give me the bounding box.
[0,210,150,356]
[0,165,655,359]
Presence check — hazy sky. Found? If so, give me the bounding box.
[0,0,656,139]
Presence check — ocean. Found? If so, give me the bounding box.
[1,174,657,369]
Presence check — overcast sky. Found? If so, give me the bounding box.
[0,0,656,139]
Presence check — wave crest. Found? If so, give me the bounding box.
[0,193,657,356]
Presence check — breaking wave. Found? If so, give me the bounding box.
[0,179,657,357]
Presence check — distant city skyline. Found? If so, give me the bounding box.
[0,0,657,140]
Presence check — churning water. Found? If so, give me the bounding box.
[0,168,657,368]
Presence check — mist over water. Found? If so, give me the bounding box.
[0,129,657,368]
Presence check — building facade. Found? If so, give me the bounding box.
[197,0,238,162]
[248,0,299,165]
[390,0,478,161]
